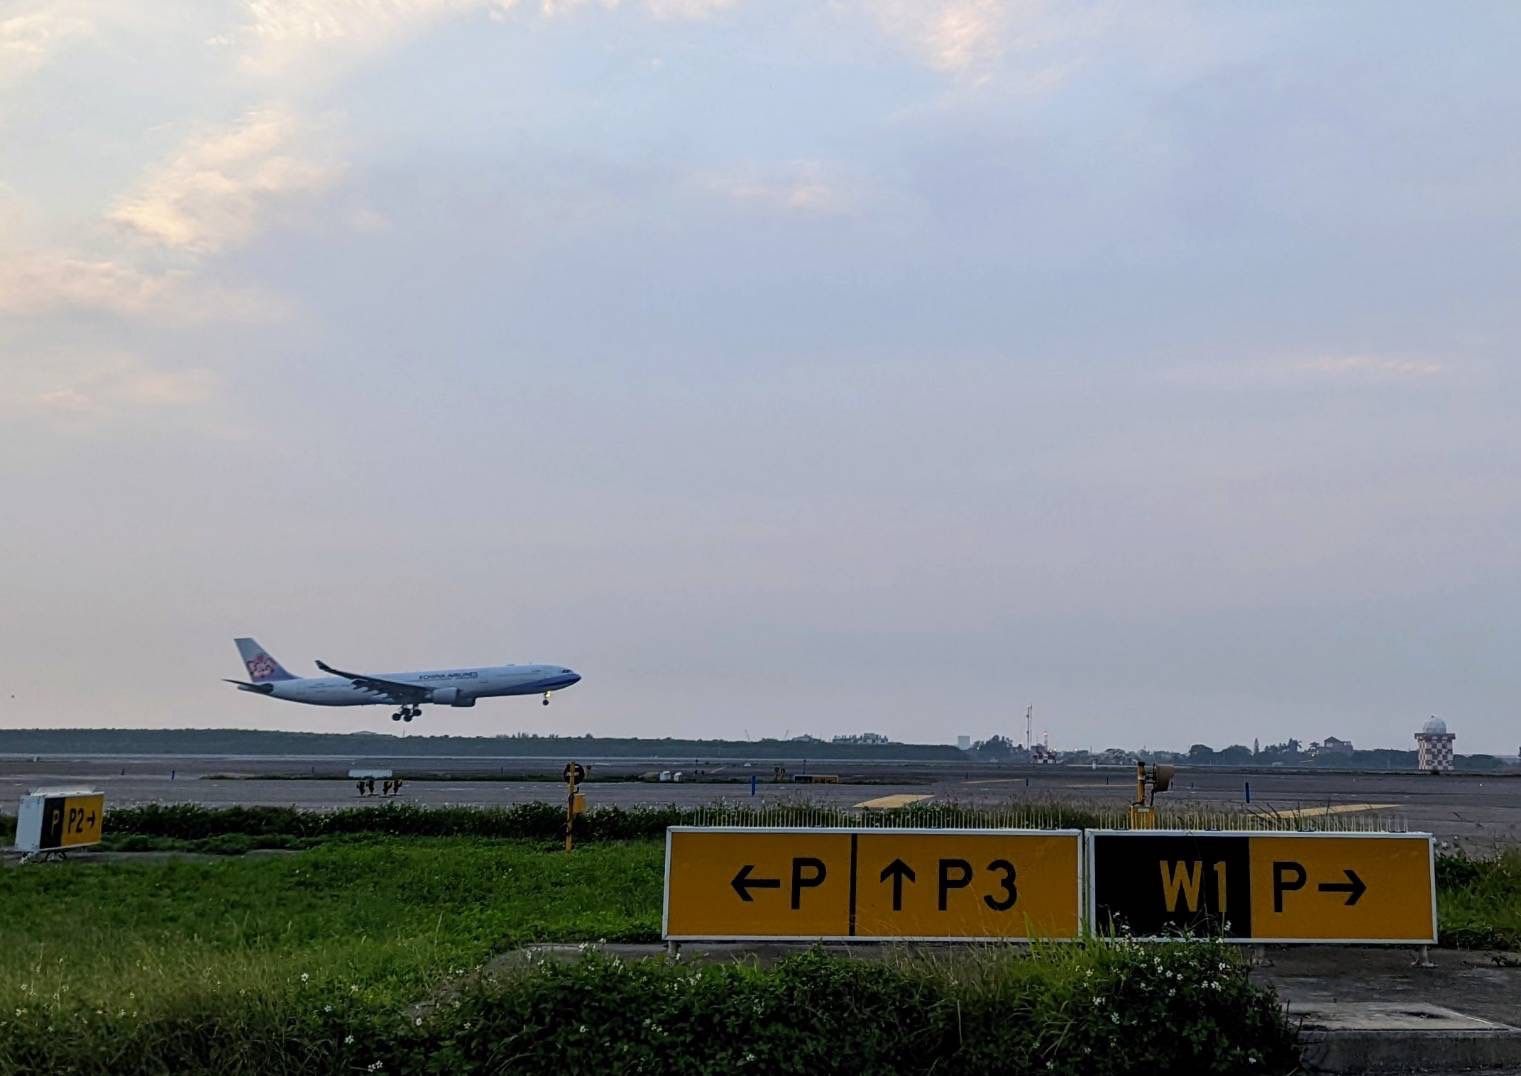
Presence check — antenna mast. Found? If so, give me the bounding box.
[1025,704,1033,750]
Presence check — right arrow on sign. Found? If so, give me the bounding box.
[1317,869,1367,906]
[730,865,781,902]
[879,858,916,911]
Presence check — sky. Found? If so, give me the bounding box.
[2,1,1519,753]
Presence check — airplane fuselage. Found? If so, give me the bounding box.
[238,664,580,708]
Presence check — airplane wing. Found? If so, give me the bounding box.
[315,660,432,704]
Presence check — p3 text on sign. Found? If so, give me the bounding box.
[1087,831,1435,944]
[663,828,1082,941]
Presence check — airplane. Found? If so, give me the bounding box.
[224,637,581,722]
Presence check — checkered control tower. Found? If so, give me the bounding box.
[1415,715,1455,773]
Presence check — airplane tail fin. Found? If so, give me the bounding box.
[234,637,297,683]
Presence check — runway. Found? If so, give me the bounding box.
[1,754,1517,848]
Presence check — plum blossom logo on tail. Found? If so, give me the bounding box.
[246,654,277,681]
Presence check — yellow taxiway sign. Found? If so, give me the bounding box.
[663,828,1083,941]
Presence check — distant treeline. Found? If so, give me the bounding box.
[0,728,967,761]
[1174,742,1514,772]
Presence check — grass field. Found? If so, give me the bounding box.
[0,828,1514,1072]
[2,831,1517,1012]
[1437,846,1521,949]
[0,838,663,1017]
[0,836,1301,1075]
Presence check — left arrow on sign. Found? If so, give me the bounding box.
[1317,869,1366,906]
[731,864,782,902]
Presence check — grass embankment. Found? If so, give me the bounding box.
[0,833,1304,1074]
[0,804,1514,1071]
[1437,847,1521,949]
[0,839,664,1073]
[59,804,1521,953]
[0,839,663,1005]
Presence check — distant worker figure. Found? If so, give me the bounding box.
[366,777,376,796]
[383,779,393,796]
[356,779,365,797]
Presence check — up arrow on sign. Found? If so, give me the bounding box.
[879,858,916,911]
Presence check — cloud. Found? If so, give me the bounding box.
[234,0,490,60]
[1289,356,1446,380]
[0,251,281,323]
[538,0,735,17]
[0,7,92,86]
[865,0,1006,74]
[109,108,342,255]
[1164,354,1447,389]
[699,161,858,215]
[642,0,737,16]
[3,352,221,430]
[234,0,733,72]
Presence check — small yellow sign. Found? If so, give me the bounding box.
[1247,834,1434,942]
[663,828,1082,941]
[48,793,104,849]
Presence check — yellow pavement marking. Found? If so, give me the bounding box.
[1264,803,1400,819]
[855,794,933,809]
[965,779,1113,787]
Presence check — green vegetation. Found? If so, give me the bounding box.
[1437,848,1521,950]
[93,798,1400,856]
[100,801,1129,848]
[3,805,1518,1071]
[0,922,1297,1075]
[0,839,662,1006]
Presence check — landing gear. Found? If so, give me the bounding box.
[392,710,403,722]
[392,706,419,722]
[542,691,552,707]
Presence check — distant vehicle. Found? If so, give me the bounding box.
[225,637,581,722]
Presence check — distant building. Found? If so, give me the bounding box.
[1415,716,1456,773]
[956,735,972,750]
[830,732,890,745]
[1318,736,1354,757]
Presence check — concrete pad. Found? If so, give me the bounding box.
[1291,1003,1521,1073]
[1290,1002,1516,1032]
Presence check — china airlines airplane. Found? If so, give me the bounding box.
[225,637,581,722]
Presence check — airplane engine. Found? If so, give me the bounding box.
[428,687,473,706]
